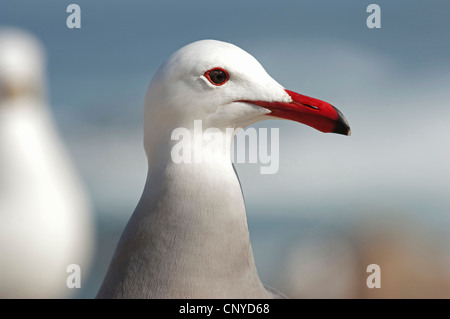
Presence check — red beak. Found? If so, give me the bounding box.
[241,89,350,135]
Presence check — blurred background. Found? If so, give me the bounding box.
[1,0,449,298]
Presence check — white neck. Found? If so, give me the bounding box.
[98,128,271,298]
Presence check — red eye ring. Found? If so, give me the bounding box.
[204,67,229,86]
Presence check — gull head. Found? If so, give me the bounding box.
[143,39,350,158]
[0,29,45,102]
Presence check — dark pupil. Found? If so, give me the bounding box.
[210,69,226,84]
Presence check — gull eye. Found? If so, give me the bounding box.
[204,68,229,86]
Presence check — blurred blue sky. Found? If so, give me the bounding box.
[1,0,449,297]
[2,0,449,116]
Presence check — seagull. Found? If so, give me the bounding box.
[97,39,350,299]
[0,29,94,298]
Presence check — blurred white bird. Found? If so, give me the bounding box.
[0,28,94,298]
[97,39,350,298]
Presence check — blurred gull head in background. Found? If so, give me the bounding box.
[0,28,45,101]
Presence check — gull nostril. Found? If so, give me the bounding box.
[302,103,319,110]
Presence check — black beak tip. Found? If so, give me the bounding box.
[333,119,351,136]
[332,107,351,136]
